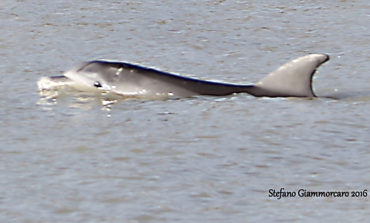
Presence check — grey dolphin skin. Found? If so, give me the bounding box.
[38,54,329,98]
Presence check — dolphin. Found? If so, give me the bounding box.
[37,54,329,98]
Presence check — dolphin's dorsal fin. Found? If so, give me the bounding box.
[249,54,329,97]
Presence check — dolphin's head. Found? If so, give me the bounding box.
[63,61,120,92]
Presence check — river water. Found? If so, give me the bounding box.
[1,0,369,222]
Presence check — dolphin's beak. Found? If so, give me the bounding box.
[37,76,75,91]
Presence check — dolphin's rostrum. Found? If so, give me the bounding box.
[38,54,329,98]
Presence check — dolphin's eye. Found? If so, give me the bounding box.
[93,81,102,88]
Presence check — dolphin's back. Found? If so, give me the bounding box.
[80,60,252,97]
